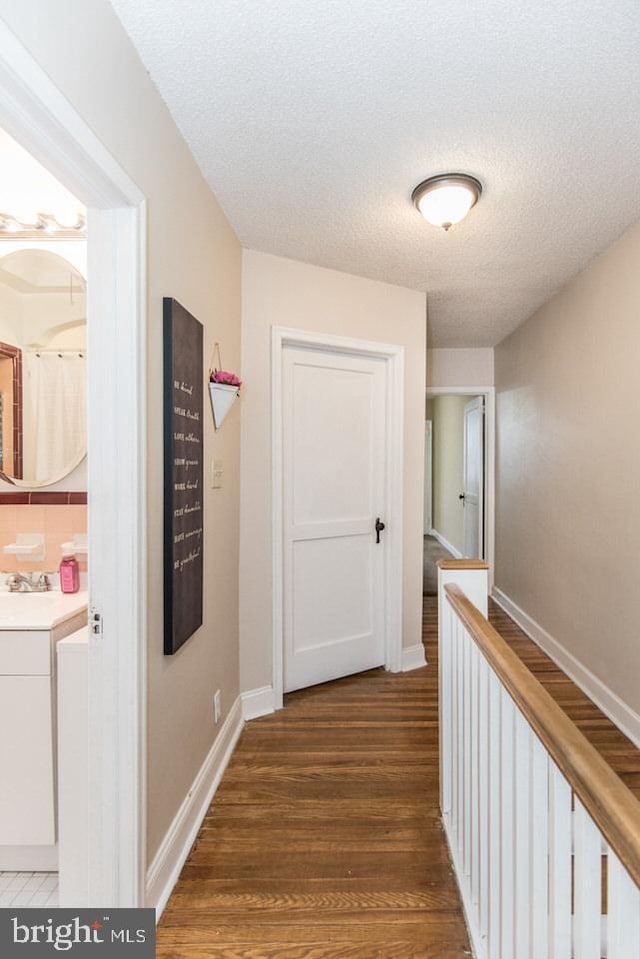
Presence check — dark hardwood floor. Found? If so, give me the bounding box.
[157,598,472,958]
[158,595,640,957]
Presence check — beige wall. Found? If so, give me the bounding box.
[427,347,494,389]
[429,395,469,554]
[0,1,242,863]
[495,218,640,715]
[240,250,426,693]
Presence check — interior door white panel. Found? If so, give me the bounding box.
[283,346,387,692]
[292,536,372,651]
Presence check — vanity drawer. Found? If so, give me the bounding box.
[0,631,51,675]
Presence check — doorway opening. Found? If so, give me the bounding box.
[0,127,89,907]
[424,388,494,595]
[0,21,146,908]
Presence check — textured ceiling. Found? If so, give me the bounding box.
[110,0,640,346]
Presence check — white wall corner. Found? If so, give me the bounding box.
[492,588,640,750]
[241,685,277,721]
[401,643,427,671]
[430,528,463,560]
[145,696,244,920]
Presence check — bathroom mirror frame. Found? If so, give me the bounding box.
[0,339,21,478]
[0,246,87,489]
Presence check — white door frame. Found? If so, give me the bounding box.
[424,419,432,534]
[462,396,484,558]
[426,386,495,586]
[0,23,147,906]
[272,327,404,710]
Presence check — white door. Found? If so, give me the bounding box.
[282,346,387,692]
[462,397,484,558]
[424,420,432,534]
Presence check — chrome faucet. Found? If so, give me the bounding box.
[6,571,51,592]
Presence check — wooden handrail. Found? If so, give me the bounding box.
[444,582,640,887]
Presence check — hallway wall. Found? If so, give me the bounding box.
[0,0,242,866]
[428,394,469,555]
[240,250,426,696]
[495,217,640,723]
[427,347,494,388]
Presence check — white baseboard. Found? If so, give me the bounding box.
[146,695,244,919]
[492,587,640,750]
[401,643,427,671]
[241,684,277,720]
[429,528,463,560]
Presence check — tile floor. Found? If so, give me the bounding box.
[0,872,58,907]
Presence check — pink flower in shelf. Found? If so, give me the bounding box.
[210,369,242,388]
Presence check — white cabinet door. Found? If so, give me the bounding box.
[282,346,387,692]
[0,676,55,845]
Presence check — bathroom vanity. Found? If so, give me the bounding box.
[0,590,87,871]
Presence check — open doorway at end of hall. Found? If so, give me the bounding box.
[423,392,486,595]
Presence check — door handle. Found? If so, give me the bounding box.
[458,493,466,501]
[375,517,385,544]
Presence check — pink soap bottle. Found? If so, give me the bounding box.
[60,553,80,594]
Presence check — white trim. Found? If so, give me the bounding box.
[426,386,495,588]
[145,696,244,920]
[429,527,463,560]
[463,396,484,559]
[401,643,427,671]
[241,685,277,721]
[272,326,405,703]
[492,588,640,750]
[0,22,148,906]
[423,419,432,534]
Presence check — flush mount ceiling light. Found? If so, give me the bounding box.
[412,173,482,231]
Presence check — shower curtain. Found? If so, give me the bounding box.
[22,352,86,483]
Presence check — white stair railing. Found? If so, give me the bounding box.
[438,561,640,959]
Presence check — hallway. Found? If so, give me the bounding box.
[423,535,453,596]
[159,588,640,956]
[157,598,471,958]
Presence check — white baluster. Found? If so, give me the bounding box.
[451,617,460,847]
[548,761,572,959]
[574,798,603,959]
[607,850,640,959]
[463,625,472,879]
[530,734,549,959]
[477,649,490,944]
[500,687,516,958]
[514,710,532,957]
[440,597,453,817]
[487,667,502,959]
[456,619,465,854]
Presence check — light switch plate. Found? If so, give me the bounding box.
[211,459,223,489]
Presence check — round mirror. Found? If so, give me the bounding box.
[0,248,86,487]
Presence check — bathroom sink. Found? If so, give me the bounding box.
[0,590,88,629]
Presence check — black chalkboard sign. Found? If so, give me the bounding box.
[163,298,204,655]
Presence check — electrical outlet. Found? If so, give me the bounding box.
[214,690,221,724]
